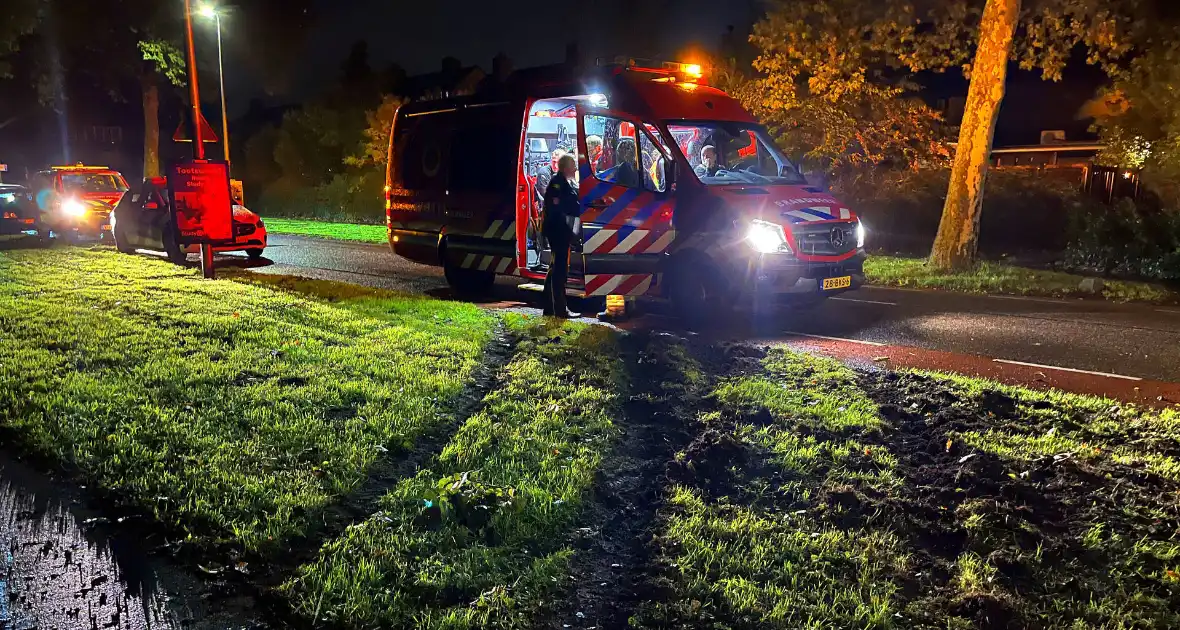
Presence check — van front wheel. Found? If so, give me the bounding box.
[667,261,729,325]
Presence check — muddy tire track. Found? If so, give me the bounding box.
[253,324,520,587]
[547,332,708,629]
[0,323,521,630]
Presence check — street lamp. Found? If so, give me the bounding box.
[197,3,230,165]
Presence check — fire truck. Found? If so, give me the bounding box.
[385,58,865,315]
[29,164,129,241]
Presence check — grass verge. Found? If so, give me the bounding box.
[0,247,494,556]
[865,254,1178,303]
[636,345,1180,629]
[283,317,626,628]
[263,218,386,244]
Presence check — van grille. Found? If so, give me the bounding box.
[790,221,857,256]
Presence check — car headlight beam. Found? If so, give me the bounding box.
[62,199,87,217]
[747,219,789,254]
[856,221,866,248]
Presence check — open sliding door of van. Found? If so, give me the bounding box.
[574,104,675,298]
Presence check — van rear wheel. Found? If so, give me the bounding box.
[444,261,495,296]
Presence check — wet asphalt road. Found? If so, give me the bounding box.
[231,234,1180,383]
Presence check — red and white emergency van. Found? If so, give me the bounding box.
[385,58,865,314]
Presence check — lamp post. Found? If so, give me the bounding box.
[198,3,230,166]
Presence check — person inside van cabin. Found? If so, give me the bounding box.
[694,145,720,178]
[586,135,603,171]
[542,154,581,318]
[614,137,639,188]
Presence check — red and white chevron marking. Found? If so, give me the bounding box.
[584,273,654,296]
[582,229,676,255]
[481,219,517,240]
[460,253,517,274]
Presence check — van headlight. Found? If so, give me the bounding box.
[62,199,87,217]
[747,219,791,254]
[856,221,866,248]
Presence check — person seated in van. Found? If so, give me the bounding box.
[586,135,603,171]
[613,137,639,188]
[549,148,568,174]
[694,145,720,178]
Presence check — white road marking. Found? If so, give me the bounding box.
[783,332,886,346]
[991,359,1142,381]
[985,294,1073,305]
[830,297,897,306]
[1156,308,1180,315]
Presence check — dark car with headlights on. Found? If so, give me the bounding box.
[28,164,129,241]
[0,184,43,240]
[111,176,267,263]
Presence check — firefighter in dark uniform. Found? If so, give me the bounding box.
[543,154,580,318]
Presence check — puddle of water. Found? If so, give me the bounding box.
[0,452,270,630]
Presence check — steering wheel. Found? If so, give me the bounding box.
[729,157,755,172]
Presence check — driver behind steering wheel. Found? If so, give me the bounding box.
[694,145,720,178]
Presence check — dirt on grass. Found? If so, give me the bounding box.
[855,371,1180,628]
[5,249,1179,629]
[546,332,705,629]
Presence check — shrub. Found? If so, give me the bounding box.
[254,170,384,224]
[1063,198,1180,281]
[835,167,1093,257]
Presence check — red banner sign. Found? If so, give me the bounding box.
[167,160,233,243]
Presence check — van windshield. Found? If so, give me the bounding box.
[667,122,806,186]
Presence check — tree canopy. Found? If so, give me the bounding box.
[731,0,951,170]
[0,0,41,78]
[1090,23,1180,200]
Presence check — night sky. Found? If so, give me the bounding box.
[210,0,1104,144]
[216,0,757,110]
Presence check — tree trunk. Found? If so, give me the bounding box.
[929,0,1021,270]
[142,74,160,179]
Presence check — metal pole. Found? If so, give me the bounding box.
[183,0,214,277]
[183,0,203,159]
[215,14,230,165]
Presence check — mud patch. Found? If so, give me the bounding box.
[856,370,1180,626]
[548,332,701,629]
[0,451,268,629]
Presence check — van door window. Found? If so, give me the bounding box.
[395,114,452,190]
[583,115,640,189]
[449,124,518,193]
[444,105,519,194]
[639,126,668,193]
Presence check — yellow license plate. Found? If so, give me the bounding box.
[822,275,852,290]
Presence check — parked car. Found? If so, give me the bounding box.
[28,164,129,241]
[111,176,267,263]
[0,183,43,240]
